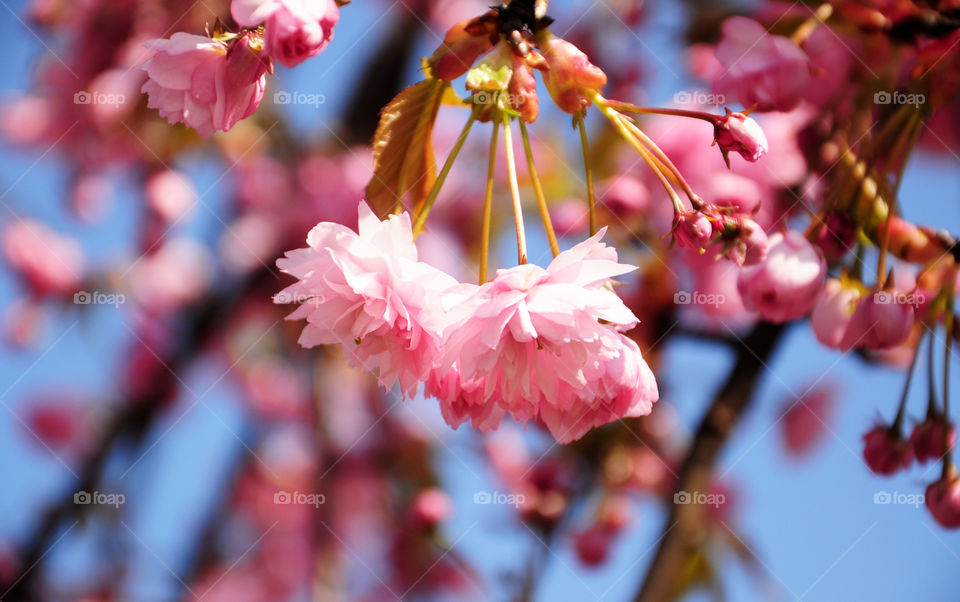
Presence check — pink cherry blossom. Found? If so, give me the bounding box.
[811,278,862,349]
[436,230,658,442]
[713,17,811,112]
[275,202,458,396]
[841,290,915,350]
[145,170,197,222]
[140,32,268,137]
[737,230,826,323]
[2,219,84,297]
[232,0,339,68]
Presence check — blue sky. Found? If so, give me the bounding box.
[1,0,960,600]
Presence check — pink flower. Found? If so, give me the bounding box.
[2,220,84,297]
[781,384,835,457]
[910,417,956,464]
[672,210,713,250]
[714,111,768,163]
[926,475,960,528]
[841,290,915,350]
[408,488,453,528]
[140,32,268,137]
[723,218,768,267]
[145,170,197,222]
[811,278,862,349]
[538,33,607,114]
[275,202,458,396]
[231,0,339,68]
[862,425,912,476]
[435,230,658,443]
[737,230,826,323]
[713,17,811,112]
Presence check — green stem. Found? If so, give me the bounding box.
[576,114,598,236]
[480,121,500,283]
[502,112,528,265]
[519,121,559,257]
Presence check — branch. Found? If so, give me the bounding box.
[633,321,787,602]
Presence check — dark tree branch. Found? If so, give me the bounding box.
[634,321,787,602]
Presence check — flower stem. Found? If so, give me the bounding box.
[576,114,598,236]
[621,116,699,203]
[502,112,528,265]
[413,107,478,237]
[601,100,717,124]
[480,121,500,283]
[894,329,925,430]
[519,121,559,257]
[929,324,941,418]
[944,268,957,478]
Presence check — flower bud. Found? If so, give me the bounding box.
[673,210,712,250]
[811,278,862,349]
[911,417,957,464]
[926,474,960,528]
[737,230,825,322]
[862,425,912,476]
[714,110,768,164]
[428,16,496,81]
[841,288,914,350]
[723,218,768,266]
[538,32,607,114]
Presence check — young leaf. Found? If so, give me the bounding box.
[365,78,449,218]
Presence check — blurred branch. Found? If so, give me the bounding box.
[633,321,787,602]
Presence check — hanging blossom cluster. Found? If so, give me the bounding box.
[275,203,658,444]
[140,0,340,136]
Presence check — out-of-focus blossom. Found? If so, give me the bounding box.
[231,0,339,68]
[713,17,811,112]
[862,425,912,475]
[926,474,960,528]
[811,278,863,349]
[781,384,836,457]
[2,220,84,297]
[911,417,956,464]
[140,32,269,137]
[275,202,457,396]
[737,230,826,322]
[127,238,213,311]
[408,488,453,528]
[842,289,915,350]
[144,170,197,222]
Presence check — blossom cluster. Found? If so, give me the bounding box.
[275,202,659,443]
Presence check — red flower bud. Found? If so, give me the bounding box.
[538,33,607,114]
[862,425,912,475]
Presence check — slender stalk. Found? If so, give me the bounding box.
[893,330,925,430]
[929,322,941,418]
[601,101,717,124]
[576,114,598,236]
[944,270,957,477]
[412,107,478,237]
[502,112,528,265]
[519,121,560,257]
[480,121,500,283]
[621,117,699,203]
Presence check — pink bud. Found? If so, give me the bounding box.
[673,211,712,250]
[841,290,914,350]
[737,230,826,323]
[714,111,768,162]
[910,417,957,464]
[539,33,607,114]
[1,220,84,298]
[724,218,768,266]
[862,425,912,476]
[811,278,862,349]
[926,475,960,528]
[428,16,496,81]
[574,527,614,567]
[409,488,453,527]
[232,0,338,68]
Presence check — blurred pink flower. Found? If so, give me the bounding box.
[144,170,197,222]
[926,475,960,528]
[140,32,268,137]
[232,0,339,68]
[737,230,826,323]
[127,238,213,311]
[811,278,862,349]
[2,220,84,297]
[275,202,457,396]
[842,290,915,350]
[862,425,912,475]
[713,17,811,112]
[911,417,956,464]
